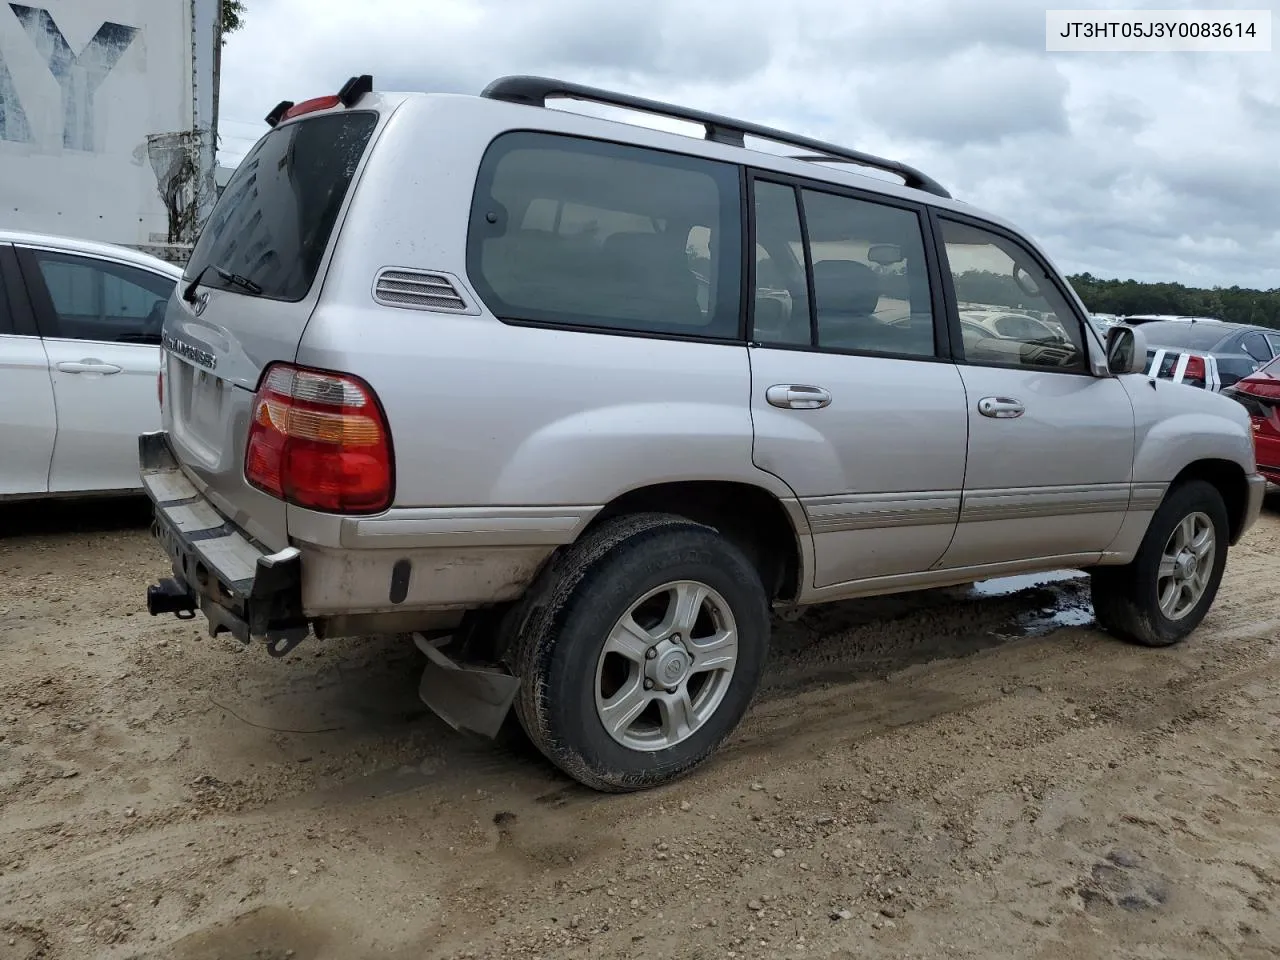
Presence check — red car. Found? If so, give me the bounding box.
[1225,356,1280,485]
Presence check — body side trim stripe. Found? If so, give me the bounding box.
[800,483,1151,533]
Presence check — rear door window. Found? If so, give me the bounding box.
[186,111,378,303]
[24,250,174,343]
[467,131,743,339]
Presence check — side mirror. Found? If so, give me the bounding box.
[1106,324,1148,375]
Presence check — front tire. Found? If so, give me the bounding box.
[1091,479,1229,647]
[508,513,770,792]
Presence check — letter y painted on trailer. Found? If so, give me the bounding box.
[7,4,139,151]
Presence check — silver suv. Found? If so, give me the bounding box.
[141,74,1266,792]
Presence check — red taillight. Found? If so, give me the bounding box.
[1183,354,1207,386]
[244,363,393,514]
[282,95,341,121]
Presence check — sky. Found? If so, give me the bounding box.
[216,0,1280,290]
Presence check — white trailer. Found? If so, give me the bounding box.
[0,0,221,263]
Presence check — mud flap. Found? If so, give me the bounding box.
[413,633,521,739]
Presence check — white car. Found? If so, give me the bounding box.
[959,308,1068,343]
[1,230,180,500]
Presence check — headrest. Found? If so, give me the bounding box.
[812,259,881,316]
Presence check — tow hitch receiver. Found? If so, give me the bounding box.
[146,578,197,619]
[413,633,521,739]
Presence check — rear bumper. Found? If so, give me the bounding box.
[140,431,308,653]
[141,430,524,734]
[139,430,567,644]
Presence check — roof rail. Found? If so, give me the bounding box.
[480,75,952,200]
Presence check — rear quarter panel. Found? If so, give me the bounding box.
[296,303,764,508]
[296,96,794,514]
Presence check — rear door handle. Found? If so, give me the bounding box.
[978,396,1024,418]
[57,359,122,375]
[766,384,831,410]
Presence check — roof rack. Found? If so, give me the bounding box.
[480,75,952,200]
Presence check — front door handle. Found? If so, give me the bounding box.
[977,396,1024,419]
[766,384,831,410]
[57,359,122,375]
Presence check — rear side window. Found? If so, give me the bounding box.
[26,250,173,343]
[185,111,378,302]
[467,131,743,339]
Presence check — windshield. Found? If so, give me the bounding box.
[184,110,377,302]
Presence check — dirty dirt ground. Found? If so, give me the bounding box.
[3,497,1280,960]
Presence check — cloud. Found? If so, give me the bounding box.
[216,0,1280,289]
[856,50,1070,145]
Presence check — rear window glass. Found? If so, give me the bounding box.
[467,131,743,339]
[1138,321,1230,350]
[185,111,377,302]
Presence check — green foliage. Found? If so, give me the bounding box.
[951,268,1280,329]
[1066,272,1280,329]
[221,0,245,42]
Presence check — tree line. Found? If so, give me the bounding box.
[1067,273,1280,328]
[952,270,1280,329]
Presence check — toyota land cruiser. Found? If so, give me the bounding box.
[140,74,1266,792]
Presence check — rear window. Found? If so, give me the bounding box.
[1139,321,1230,351]
[185,111,377,302]
[467,131,743,339]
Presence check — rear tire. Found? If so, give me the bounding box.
[1091,480,1229,647]
[508,513,770,792]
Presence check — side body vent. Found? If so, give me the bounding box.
[372,268,478,314]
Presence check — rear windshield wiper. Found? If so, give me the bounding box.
[182,263,263,302]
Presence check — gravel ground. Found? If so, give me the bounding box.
[2,495,1280,960]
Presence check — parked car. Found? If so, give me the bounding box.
[1222,357,1280,486]
[139,74,1265,793]
[959,308,1070,344]
[1140,319,1280,391]
[1,230,179,500]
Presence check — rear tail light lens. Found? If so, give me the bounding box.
[1183,354,1207,387]
[244,363,394,514]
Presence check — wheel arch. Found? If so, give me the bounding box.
[586,480,808,603]
[1169,458,1250,545]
